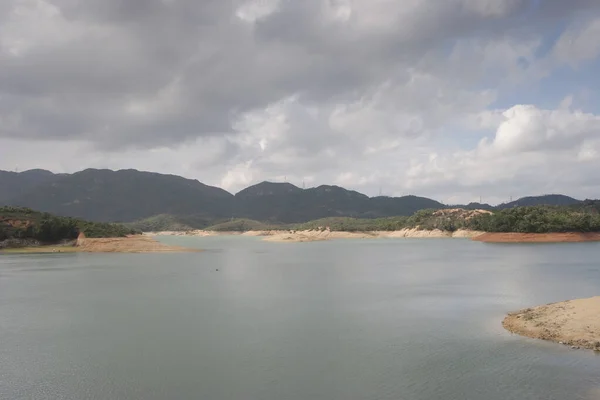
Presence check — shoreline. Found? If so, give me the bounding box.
[473,232,600,243]
[1,236,199,254]
[503,297,600,351]
[146,229,485,242]
[145,230,600,243]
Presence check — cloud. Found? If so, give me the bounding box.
[0,0,567,147]
[402,104,600,203]
[490,105,600,153]
[1,0,600,203]
[553,18,600,67]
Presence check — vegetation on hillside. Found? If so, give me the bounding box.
[4,168,233,223]
[205,219,279,232]
[3,169,447,223]
[125,214,215,232]
[574,199,600,214]
[401,209,491,231]
[126,205,600,234]
[467,206,600,233]
[0,207,139,246]
[291,206,600,234]
[292,209,492,232]
[293,216,408,232]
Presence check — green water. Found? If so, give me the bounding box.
[1,237,599,399]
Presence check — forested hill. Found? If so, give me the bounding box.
[1,169,446,223]
[2,169,233,222]
[0,169,61,203]
[0,207,139,247]
[286,206,600,234]
[0,168,589,225]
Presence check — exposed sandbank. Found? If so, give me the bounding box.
[473,232,600,243]
[76,236,198,253]
[503,297,600,351]
[1,236,198,254]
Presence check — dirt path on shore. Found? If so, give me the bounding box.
[503,297,600,351]
[473,232,600,243]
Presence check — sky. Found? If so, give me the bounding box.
[1,0,600,204]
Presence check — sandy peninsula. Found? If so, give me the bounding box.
[75,236,198,253]
[503,297,600,351]
[473,232,600,243]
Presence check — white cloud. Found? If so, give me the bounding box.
[236,0,281,23]
[577,141,600,162]
[491,105,600,153]
[220,161,255,190]
[402,104,600,202]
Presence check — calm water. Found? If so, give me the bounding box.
[1,237,599,400]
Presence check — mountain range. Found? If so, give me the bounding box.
[0,168,587,225]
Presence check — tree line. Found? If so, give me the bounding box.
[468,206,600,233]
[291,206,600,233]
[1,206,139,243]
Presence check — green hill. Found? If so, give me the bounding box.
[468,206,600,233]
[3,169,233,222]
[293,206,600,234]
[0,169,59,203]
[0,206,139,248]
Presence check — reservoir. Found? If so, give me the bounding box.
[1,237,599,399]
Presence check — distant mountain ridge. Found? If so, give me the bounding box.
[0,169,61,203]
[1,169,232,223]
[0,168,588,224]
[496,194,580,209]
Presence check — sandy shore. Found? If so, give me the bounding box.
[76,236,198,253]
[145,229,484,243]
[262,230,377,242]
[473,232,600,243]
[1,236,199,254]
[263,228,485,242]
[503,297,600,351]
[143,230,229,237]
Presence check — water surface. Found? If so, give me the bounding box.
[1,237,599,400]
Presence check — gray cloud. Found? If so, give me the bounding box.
[2,0,600,202]
[2,0,589,148]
